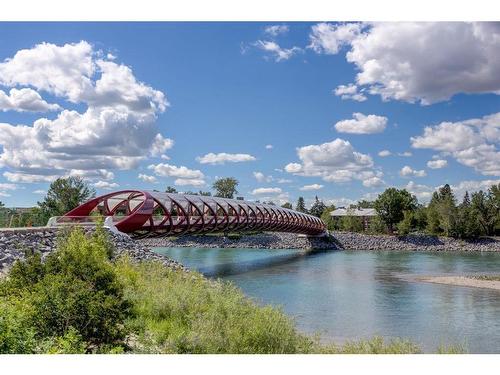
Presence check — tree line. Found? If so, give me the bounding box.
[1,176,498,238]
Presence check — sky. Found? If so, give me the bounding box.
[0,22,499,208]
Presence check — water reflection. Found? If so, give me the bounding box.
[155,247,500,353]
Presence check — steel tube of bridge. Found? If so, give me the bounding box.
[63,190,326,238]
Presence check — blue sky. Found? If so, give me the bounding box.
[0,22,499,207]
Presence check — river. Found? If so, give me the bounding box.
[154,247,500,353]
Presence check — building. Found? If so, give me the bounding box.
[330,207,377,231]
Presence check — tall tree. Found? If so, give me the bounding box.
[37,177,95,223]
[471,190,497,236]
[374,188,417,233]
[295,197,307,213]
[320,205,336,231]
[165,186,177,193]
[213,177,238,199]
[309,196,327,218]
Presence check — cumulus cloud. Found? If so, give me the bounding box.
[284,138,379,184]
[0,88,60,112]
[277,178,292,184]
[0,41,169,183]
[174,178,205,187]
[310,22,500,104]
[138,173,157,183]
[400,165,427,178]
[264,25,289,37]
[253,171,273,183]
[308,22,362,55]
[334,113,387,134]
[196,152,256,165]
[94,180,119,190]
[427,159,448,169]
[299,184,323,191]
[363,176,385,187]
[333,83,367,102]
[252,187,283,195]
[378,150,391,157]
[411,112,500,176]
[0,182,17,196]
[148,163,204,180]
[265,144,273,150]
[254,40,302,62]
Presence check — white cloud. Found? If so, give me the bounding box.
[196,152,256,165]
[284,138,377,184]
[363,176,385,187]
[265,144,273,150]
[427,159,448,169]
[310,22,500,104]
[411,112,500,176]
[333,83,367,102]
[254,40,302,62]
[308,22,362,55]
[252,187,283,195]
[94,180,119,190]
[138,173,157,183]
[253,171,273,183]
[400,165,427,178]
[334,113,387,134]
[404,181,434,202]
[33,189,46,194]
[0,88,60,112]
[148,163,204,180]
[277,178,292,184]
[299,184,323,191]
[0,41,169,183]
[378,150,391,157]
[150,134,174,157]
[264,25,289,37]
[405,179,500,203]
[398,152,413,157]
[174,178,205,187]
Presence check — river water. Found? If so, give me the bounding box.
[154,247,500,353]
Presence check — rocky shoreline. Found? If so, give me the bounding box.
[140,231,500,253]
[0,227,184,275]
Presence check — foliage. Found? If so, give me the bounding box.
[0,224,130,353]
[340,215,364,232]
[357,200,375,209]
[212,177,239,199]
[37,176,95,224]
[318,336,421,354]
[320,205,336,231]
[295,196,307,213]
[397,210,417,236]
[374,188,417,233]
[165,186,178,193]
[281,202,293,209]
[309,196,327,218]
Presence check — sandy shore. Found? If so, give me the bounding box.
[416,276,500,291]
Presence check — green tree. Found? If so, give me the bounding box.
[295,197,307,213]
[397,211,416,236]
[281,202,293,209]
[429,184,458,237]
[374,188,417,233]
[213,177,239,199]
[309,196,327,218]
[455,191,482,239]
[340,214,364,232]
[199,190,212,196]
[471,190,497,236]
[320,205,336,231]
[37,177,95,224]
[357,200,375,209]
[165,186,177,193]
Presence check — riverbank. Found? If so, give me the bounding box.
[415,275,500,291]
[332,231,500,252]
[139,231,500,252]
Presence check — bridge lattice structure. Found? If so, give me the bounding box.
[61,190,326,238]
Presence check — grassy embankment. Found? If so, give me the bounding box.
[0,225,463,354]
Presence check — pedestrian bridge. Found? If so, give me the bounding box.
[56,190,326,238]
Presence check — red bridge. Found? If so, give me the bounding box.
[61,190,326,238]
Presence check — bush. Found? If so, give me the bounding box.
[0,225,130,352]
